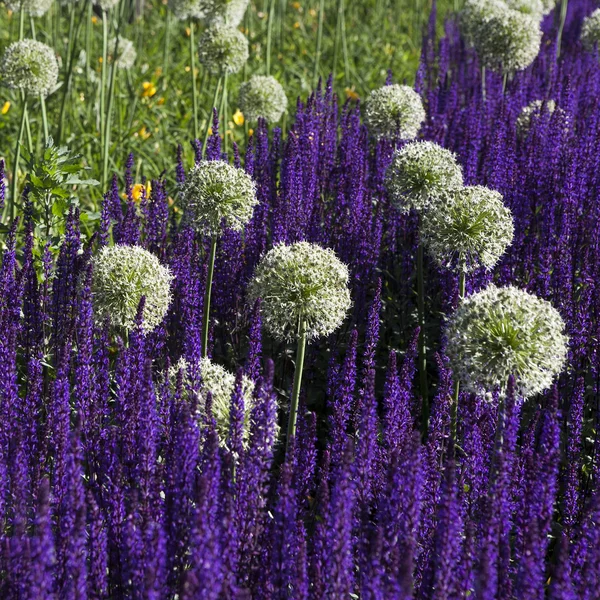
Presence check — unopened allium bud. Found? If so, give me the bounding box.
[581,9,600,53]
[181,160,258,236]
[421,185,514,273]
[0,39,59,97]
[92,245,173,333]
[202,0,249,27]
[238,75,288,122]
[94,0,119,10]
[516,99,565,137]
[364,84,425,141]
[108,37,137,70]
[169,0,205,20]
[385,141,463,214]
[461,0,542,73]
[171,357,255,446]
[248,241,351,342]
[446,285,568,398]
[198,23,249,75]
[6,0,53,17]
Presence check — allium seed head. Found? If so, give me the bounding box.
[0,39,58,97]
[446,285,568,398]
[168,0,206,20]
[385,141,464,214]
[461,0,542,73]
[92,245,173,333]
[248,242,351,343]
[581,9,600,53]
[364,84,425,141]
[108,37,137,70]
[421,185,514,273]
[198,23,249,75]
[238,75,288,122]
[170,357,255,447]
[201,0,249,27]
[6,0,53,17]
[181,160,258,236]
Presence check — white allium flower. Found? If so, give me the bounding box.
[461,0,542,73]
[108,37,136,70]
[506,0,544,19]
[181,160,258,236]
[238,75,288,122]
[92,245,173,333]
[581,9,600,52]
[169,0,206,20]
[198,23,249,75]
[94,0,119,10]
[516,99,566,137]
[364,84,425,141]
[446,285,568,398]
[541,0,557,14]
[170,357,255,446]
[421,185,514,273]
[6,0,53,17]
[248,242,351,343]
[385,141,464,215]
[201,0,249,27]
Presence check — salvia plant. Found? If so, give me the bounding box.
[0,1,598,598]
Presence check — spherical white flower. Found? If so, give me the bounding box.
[385,141,464,215]
[0,39,59,97]
[181,160,258,236]
[92,245,173,333]
[446,285,568,398]
[198,23,249,75]
[461,0,542,73]
[94,0,119,10]
[581,9,600,52]
[170,357,255,446]
[506,0,544,19]
[541,0,557,14]
[248,242,351,343]
[516,99,567,137]
[421,185,514,273]
[6,0,53,17]
[108,37,136,70]
[169,0,206,20]
[364,84,425,141]
[238,75,288,123]
[201,0,249,27]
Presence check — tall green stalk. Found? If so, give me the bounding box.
[7,96,28,223]
[202,76,223,155]
[202,236,218,358]
[286,317,307,454]
[450,270,466,444]
[313,0,326,87]
[29,17,49,144]
[100,11,109,139]
[417,242,429,434]
[556,0,568,59]
[163,9,171,90]
[266,0,276,75]
[190,19,199,140]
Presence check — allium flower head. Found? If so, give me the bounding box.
[364,84,425,141]
[580,9,600,52]
[541,0,557,14]
[181,160,258,236]
[506,0,544,19]
[169,0,206,20]
[92,245,173,333]
[94,0,119,10]
[385,141,464,214]
[248,242,351,342]
[238,75,288,122]
[6,0,53,17]
[198,23,249,74]
[0,39,59,97]
[421,185,514,273]
[108,37,137,70]
[446,285,568,398]
[171,357,255,446]
[516,99,566,137]
[461,0,542,73]
[201,0,249,27]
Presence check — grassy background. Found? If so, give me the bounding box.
[0,0,459,199]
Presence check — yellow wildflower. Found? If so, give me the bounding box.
[91,15,98,24]
[1,101,10,115]
[233,109,245,126]
[132,181,152,202]
[138,126,151,140]
[157,97,166,106]
[142,81,157,98]
[345,87,360,101]
[292,2,301,9]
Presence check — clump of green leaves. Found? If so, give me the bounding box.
[23,137,99,246]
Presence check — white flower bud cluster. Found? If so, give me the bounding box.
[7,0,53,17]
[198,23,249,75]
[108,37,137,70]
[581,9,600,53]
[238,75,288,123]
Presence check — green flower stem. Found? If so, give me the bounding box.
[417,242,429,435]
[313,0,326,87]
[481,66,486,102]
[556,0,568,59]
[266,0,276,75]
[19,5,25,39]
[85,2,92,73]
[502,72,508,96]
[202,75,223,156]
[219,73,229,154]
[287,317,307,454]
[100,11,109,139]
[162,9,171,90]
[332,0,343,78]
[190,19,199,140]
[450,270,466,444]
[28,17,49,144]
[340,0,349,84]
[202,236,218,358]
[7,95,28,223]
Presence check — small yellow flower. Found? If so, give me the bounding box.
[157,97,166,106]
[91,15,98,24]
[345,87,360,101]
[208,127,213,136]
[309,8,316,17]
[248,128,254,137]
[293,21,301,29]
[1,101,10,115]
[132,181,152,202]
[292,2,301,9]
[233,109,245,126]
[138,126,151,140]
[185,27,191,37]
[99,57,103,64]
[142,82,157,98]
